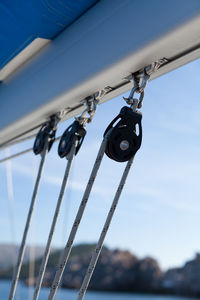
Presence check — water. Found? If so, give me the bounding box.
[0,280,197,300]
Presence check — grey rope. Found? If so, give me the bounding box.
[0,136,62,164]
[0,148,33,163]
[0,133,36,150]
[8,141,49,300]
[78,156,134,300]
[0,123,44,150]
[48,136,108,300]
[5,149,17,249]
[32,137,77,300]
[5,149,18,299]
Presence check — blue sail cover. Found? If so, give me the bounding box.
[0,0,99,70]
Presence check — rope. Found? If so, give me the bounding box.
[28,245,35,300]
[0,148,33,163]
[0,134,36,150]
[8,141,48,300]
[48,135,108,300]
[78,156,134,299]
[5,149,19,300]
[0,136,62,164]
[5,148,16,248]
[0,123,44,149]
[32,137,77,300]
[57,161,75,300]
[28,159,38,300]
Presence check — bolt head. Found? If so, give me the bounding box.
[120,140,129,151]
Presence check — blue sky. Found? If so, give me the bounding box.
[0,59,200,270]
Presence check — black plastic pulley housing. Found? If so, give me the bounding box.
[58,120,86,158]
[33,124,56,155]
[104,106,142,162]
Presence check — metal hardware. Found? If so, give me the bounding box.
[58,95,99,158]
[77,95,99,125]
[33,114,61,155]
[145,58,168,75]
[123,71,147,110]
[104,106,142,162]
[58,121,86,158]
[124,59,167,110]
[103,59,164,162]
[123,72,145,111]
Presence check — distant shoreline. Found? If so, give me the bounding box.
[1,244,200,298]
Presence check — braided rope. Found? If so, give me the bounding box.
[32,138,77,300]
[48,136,108,300]
[78,157,134,299]
[8,141,48,300]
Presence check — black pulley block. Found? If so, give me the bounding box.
[104,106,142,162]
[58,120,86,158]
[33,125,50,155]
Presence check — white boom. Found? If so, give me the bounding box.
[0,0,200,145]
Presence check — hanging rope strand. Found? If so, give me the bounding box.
[5,148,16,249]
[8,140,49,300]
[48,135,108,300]
[32,137,77,300]
[78,157,134,299]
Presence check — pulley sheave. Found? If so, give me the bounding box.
[104,106,142,162]
[58,120,86,158]
[33,124,56,155]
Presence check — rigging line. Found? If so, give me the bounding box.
[5,148,16,247]
[28,245,35,300]
[0,148,33,163]
[8,140,49,300]
[5,149,21,300]
[0,122,44,149]
[0,136,62,163]
[57,160,75,300]
[5,148,19,300]
[28,160,37,300]
[0,133,36,150]
[48,135,109,300]
[78,157,134,300]
[32,137,77,300]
